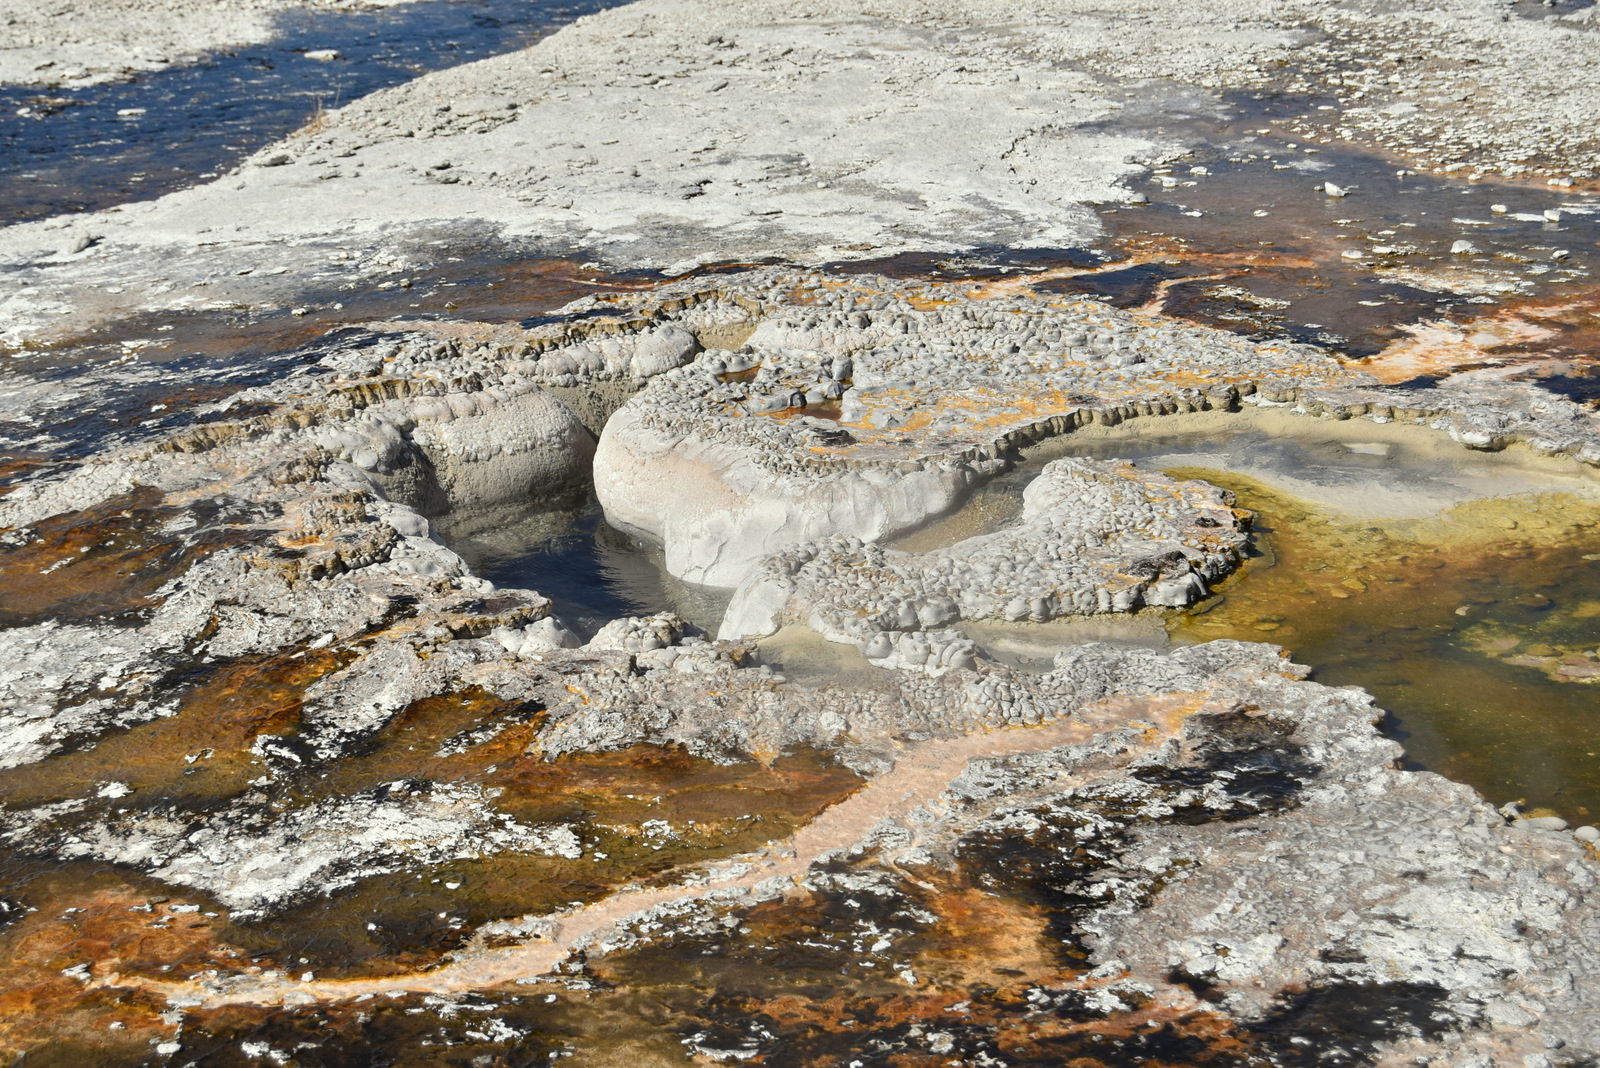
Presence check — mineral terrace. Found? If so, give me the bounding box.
[2,0,1600,1064]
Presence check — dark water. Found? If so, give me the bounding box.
[1510,0,1596,19]
[1283,539,1600,822]
[0,254,663,460]
[439,493,732,639]
[827,85,1600,380]
[1058,87,1600,359]
[0,0,629,225]
[823,246,1109,281]
[449,411,1600,825]
[0,321,368,460]
[0,0,649,462]
[9,41,1600,465]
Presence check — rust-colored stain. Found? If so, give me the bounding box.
[586,841,1278,1067]
[3,247,1590,1061]
[97,697,1193,1011]
[197,738,864,984]
[0,487,249,628]
[0,646,352,808]
[0,878,242,1061]
[0,735,866,1061]
[0,456,58,500]
[1358,292,1600,385]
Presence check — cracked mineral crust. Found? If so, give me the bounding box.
[3,0,1600,1061]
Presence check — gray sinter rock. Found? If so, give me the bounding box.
[0,269,1597,1058]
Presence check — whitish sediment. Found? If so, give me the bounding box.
[4,0,1597,348]
[593,272,1600,592]
[0,266,1597,1061]
[719,457,1250,660]
[0,0,418,88]
[4,0,1600,1057]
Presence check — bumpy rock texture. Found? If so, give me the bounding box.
[1,268,1598,1063]
[4,0,1597,349]
[721,457,1249,653]
[4,0,1600,1056]
[595,271,1600,591]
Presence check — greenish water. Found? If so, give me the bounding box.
[993,412,1600,823]
[1169,471,1600,822]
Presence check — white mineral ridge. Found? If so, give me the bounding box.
[594,403,966,587]
[718,457,1247,643]
[403,386,595,512]
[47,782,582,916]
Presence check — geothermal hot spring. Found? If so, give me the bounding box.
[447,388,1600,820]
[3,0,1600,1064]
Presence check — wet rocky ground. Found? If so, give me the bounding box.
[2,0,1600,1064]
[0,0,630,224]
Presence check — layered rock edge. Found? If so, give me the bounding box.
[1,267,1598,1059]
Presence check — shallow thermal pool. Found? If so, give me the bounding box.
[942,410,1600,822]
[459,408,1600,822]
[437,491,732,640]
[1179,474,1600,822]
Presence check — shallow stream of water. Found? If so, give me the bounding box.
[0,0,629,225]
[844,93,1600,401]
[1083,93,1600,350]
